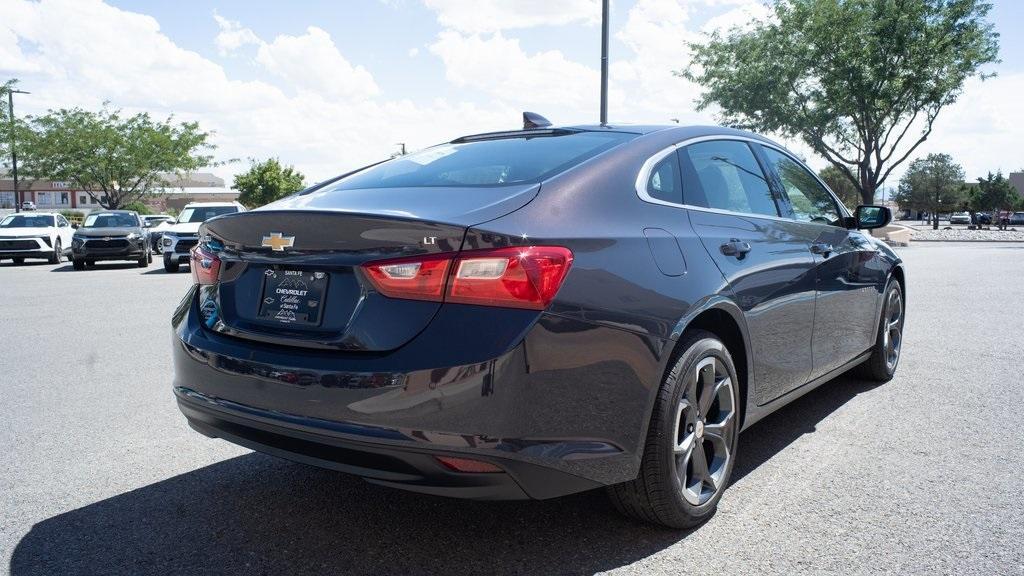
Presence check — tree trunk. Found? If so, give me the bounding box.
[859,171,875,206]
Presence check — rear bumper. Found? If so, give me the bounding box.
[176,387,572,500]
[172,285,666,499]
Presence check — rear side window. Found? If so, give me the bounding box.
[760,148,842,226]
[682,141,778,217]
[646,153,681,204]
[327,131,635,190]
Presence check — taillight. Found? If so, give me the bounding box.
[190,244,221,285]
[361,246,573,310]
[362,254,452,301]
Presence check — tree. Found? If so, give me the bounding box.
[683,0,1000,205]
[232,158,305,208]
[1,79,36,208]
[892,153,965,229]
[819,165,862,209]
[20,106,216,209]
[969,171,1018,228]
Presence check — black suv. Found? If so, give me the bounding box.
[71,210,152,269]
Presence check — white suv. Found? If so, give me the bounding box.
[0,212,75,264]
[162,202,246,272]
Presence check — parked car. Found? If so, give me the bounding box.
[949,211,971,225]
[70,210,152,269]
[161,202,246,272]
[140,214,174,253]
[0,212,75,264]
[1010,212,1024,226]
[21,201,36,211]
[171,120,907,528]
[977,212,992,225]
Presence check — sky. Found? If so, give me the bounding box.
[1,0,1022,189]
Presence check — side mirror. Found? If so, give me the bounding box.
[854,205,891,230]
[71,223,79,229]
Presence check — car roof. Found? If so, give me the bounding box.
[452,123,783,149]
[182,202,239,207]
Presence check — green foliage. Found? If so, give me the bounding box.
[122,201,153,215]
[893,153,965,229]
[18,106,216,209]
[968,172,1017,215]
[58,210,85,219]
[683,0,1000,205]
[819,165,862,209]
[232,158,306,208]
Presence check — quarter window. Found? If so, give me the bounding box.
[646,153,681,204]
[761,148,841,226]
[682,141,778,217]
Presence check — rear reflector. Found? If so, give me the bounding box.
[435,455,502,473]
[361,246,573,310]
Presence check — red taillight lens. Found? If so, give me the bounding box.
[362,254,452,301]
[448,246,573,309]
[361,246,573,310]
[190,244,222,285]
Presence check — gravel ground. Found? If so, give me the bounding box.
[2,245,1024,576]
[897,221,1024,241]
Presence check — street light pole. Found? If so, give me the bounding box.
[6,88,29,213]
[599,0,609,125]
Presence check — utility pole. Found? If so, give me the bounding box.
[6,88,29,213]
[599,0,609,125]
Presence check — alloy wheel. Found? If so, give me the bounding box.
[882,288,903,372]
[673,356,737,506]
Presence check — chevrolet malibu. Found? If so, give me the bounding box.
[172,121,905,528]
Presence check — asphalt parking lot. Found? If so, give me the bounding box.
[2,244,1023,576]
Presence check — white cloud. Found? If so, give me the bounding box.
[408,47,420,57]
[911,73,1024,179]
[429,31,599,112]
[255,26,379,99]
[0,0,515,184]
[423,0,599,33]
[213,12,260,56]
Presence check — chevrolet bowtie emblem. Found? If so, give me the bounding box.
[261,232,295,252]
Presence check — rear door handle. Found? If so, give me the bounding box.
[810,242,833,256]
[720,239,752,259]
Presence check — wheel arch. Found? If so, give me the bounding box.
[668,298,753,429]
[891,263,906,300]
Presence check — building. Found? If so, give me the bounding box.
[1010,172,1024,200]
[0,172,238,212]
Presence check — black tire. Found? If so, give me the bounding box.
[86,260,95,267]
[13,257,24,265]
[72,258,85,270]
[147,251,153,264]
[138,251,149,268]
[163,255,179,273]
[49,239,63,264]
[608,330,741,529]
[854,279,904,382]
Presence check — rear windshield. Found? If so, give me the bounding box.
[177,206,240,223]
[327,131,635,190]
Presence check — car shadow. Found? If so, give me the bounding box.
[50,262,143,272]
[0,260,53,267]
[10,375,877,576]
